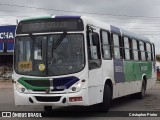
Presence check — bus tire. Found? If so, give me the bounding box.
[133,80,146,99]
[44,106,52,112]
[99,84,112,112]
[137,80,146,99]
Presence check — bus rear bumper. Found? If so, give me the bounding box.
[14,88,89,106]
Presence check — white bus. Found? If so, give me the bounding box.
[13,16,156,111]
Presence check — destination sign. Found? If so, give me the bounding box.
[16,18,84,34]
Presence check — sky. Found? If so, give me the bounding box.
[0,0,160,53]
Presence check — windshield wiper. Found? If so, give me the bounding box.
[51,32,67,64]
[52,32,67,49]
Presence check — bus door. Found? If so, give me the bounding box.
[87,26,103,104]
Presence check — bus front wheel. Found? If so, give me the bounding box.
[98,84,112,112]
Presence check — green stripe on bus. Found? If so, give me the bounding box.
[124,61,152,82]
[124,61,134,82]
[20,16,51,22]
[18,77,49,90]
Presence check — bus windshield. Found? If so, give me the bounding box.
[15,33,85,76]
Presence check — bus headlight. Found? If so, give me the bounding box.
[68,79,86,93]
[15,82,29,93]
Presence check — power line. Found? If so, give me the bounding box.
[131,30,160,32]
[0,14,29,17]
[124,27,160,30]
[0,4,159,35]
[101,20,160,24]
[96,16,160,20]
[0,13,50,19]
[1,15,160,29]
[1,8,160,22]
[120,26,160,28]
[1,6,160,25]
[1,3,160,19]
[117,23,160,26]
[1,17,160,31]
[141,34,160,35]
[0,9,49,15]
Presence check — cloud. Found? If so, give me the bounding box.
[0,0,159,53]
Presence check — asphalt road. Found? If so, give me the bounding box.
[0,81,160,120]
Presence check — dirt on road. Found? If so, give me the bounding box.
[0,80,13,89]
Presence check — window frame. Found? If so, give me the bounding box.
[132,39,140,61]
[152,43,155,61]
[100,29,112,60]
[146,42,152,61]
[111,33,123,60]
[139,41,146,61]
[123,36,132,60]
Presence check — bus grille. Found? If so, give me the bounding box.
[24,80,50,87]
[35,96,61,102]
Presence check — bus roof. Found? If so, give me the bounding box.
[20,16,81,22]
[121,29,150,42]
[81,16,150,43]
[20,16,52,22]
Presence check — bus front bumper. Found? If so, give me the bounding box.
[14,89,89,106]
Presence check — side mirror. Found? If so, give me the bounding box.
[92,32,99,46]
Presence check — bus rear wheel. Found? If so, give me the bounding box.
[132,80,146,99]
[137,80,146,99]
[98,84,112,112]
[44,106,52,112]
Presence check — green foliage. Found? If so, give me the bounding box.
[157,77,160,82]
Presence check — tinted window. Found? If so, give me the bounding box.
[102,46,111,59]
[125,49,130,60]
[101,31,111,59]
[114,47,121,59]
[146,43,151,52]
[102,31,109,45]
[133,50,139,60]
[132,39,138,50]
[141,52,146,61]
[124,37,130,48]
[113,34,119,46]
[139,41,144,51]
[124,37,131,60]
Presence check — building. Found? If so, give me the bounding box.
[0,25,16,78]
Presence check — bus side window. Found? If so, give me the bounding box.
[132,39,139,61]
[152,43,155,61]
[146,43,152,61]
[87,31,101,70]
[139,41,146,61]
[124,37,131,60]
[89,32,101,59]
[112,34,122,59]
[101,30,111,59]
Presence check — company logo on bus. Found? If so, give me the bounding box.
[115,66,123,72]
[45,88,50,94]
[140,66,148,71]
